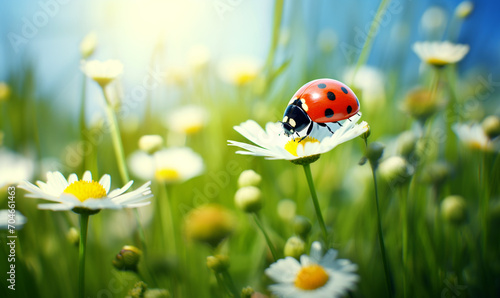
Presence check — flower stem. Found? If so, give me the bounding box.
[79,214,89,298]
[101,88,129,183]
[253,213,278,262]
[79,74,87,173]
[101,88,147,252]
[221,269,239,298]
[369,165,394,298]
[302,163,328,243]
[350,0,390,83]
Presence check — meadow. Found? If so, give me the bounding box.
[0,1,499,297]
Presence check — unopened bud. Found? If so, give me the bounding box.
[293,215,312,239]
[441,195,467,225]
[482,115,500,140]
[241,286,255,298]
[127,281,147,298]
[378,156,413,186]
[455,1,473,19]
[66,227,79,247]
[284,236,305,259]
[113,245,142,272]
[206,255,230,273]
[366,142,385,165]
[235,186,262,213]
[238,170,262,187]
[397,131,417,157]
[138,135,163,154]
[80,32,97,59]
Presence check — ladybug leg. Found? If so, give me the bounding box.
[298,123,314,142]
[317,123,335,135]
[335,121,343,127]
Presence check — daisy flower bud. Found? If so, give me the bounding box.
[293,215,312,239]
[113,245,142,272]
[184,204,235,248]
[206,254,230,273]
[421,162,451,186]
[403,87,443,120]
[66,227,79,247]
[241,286,255,298]
[0,82,11,102]
[397,131,418,157]
[138,135,163,154]
[277,199,296,222]
[455,1,473,19]
[482,115,500,140]
[234,186,262,213]
[441,195,467,225]
[237,170,262,188]
[127,281,147,298]
[80,32,97,59]
[284,236,306,259]
[366,142,385,165]
[378,156,413,186]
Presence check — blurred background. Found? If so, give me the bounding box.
[1,0,500,297]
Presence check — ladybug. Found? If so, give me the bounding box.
[281,78,360,139]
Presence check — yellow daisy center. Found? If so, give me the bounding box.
[426,57,449,66]
[155,168,181,182]
[63,181,107,202]
[284,137,320,157]
[294,264,330,290]
[183,123,203,134]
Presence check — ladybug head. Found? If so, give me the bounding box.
[281,105,311,137]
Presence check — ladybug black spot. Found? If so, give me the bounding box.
[325,108,334,118]
[341,87,348,94]
[347,105,352,114]
[327,91,335,101]
[318,83,326,89]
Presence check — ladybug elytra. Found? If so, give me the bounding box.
[281,78,360,139]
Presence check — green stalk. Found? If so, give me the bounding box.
[253,213,278,261]
[78,214,90,298]
[400,187,409,298]
[79,75,87,172]
[221,269,239,298]
[100,87,147,252]
[263,0,284,76]
[101,88,129,183]
[350,0,391,84]
[302,163,328,243]
[369,164,394,298]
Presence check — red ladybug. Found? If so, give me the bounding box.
[281,78,360,138]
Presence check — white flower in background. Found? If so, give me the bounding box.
[420,6,447,33]
[455,1,473,19]
[166,105,209,135]
[165,65,189,85]
[0,209,27,230]
[81,59,124,87]
[413,41,469,67]
[265,241,359,298]
[18,171,152,212]
[343,66,385,112]
[80,32,97,59]
[453,123,499,152]
[0,148,35,188]
[188,44,211,72]
[317,28,338,53]
[128,147,204,184]
[138,135,163,154]
[228,113,368,161]
[218,56,262,86]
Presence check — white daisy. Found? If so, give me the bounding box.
[128,147,204,184]
[412,41,469,67]
[218,56,263,86]
[228,113,368,162]
[453,123,499,152]
[0,148,35,188]
[18,171,152,213]
[165,105,209,135]
[81,59,124,87]
[265,241,359,298]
